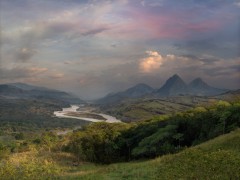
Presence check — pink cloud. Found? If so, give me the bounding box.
[27,67,48,74]
[111,6,228,40]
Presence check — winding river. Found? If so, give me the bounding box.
[54,105,121,123]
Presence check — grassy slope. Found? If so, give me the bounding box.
[62,129,240,179]
[1,129,239,179]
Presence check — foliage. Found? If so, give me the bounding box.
[0,100,239,179]
[69,101,240,163]
[0,98,90,133]
[62,129,240,179]
[0,151,62,180]
[68,122,131,164]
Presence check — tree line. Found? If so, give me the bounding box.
[68,101,240,164]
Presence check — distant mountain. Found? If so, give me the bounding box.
[188,78,226,96]
[7,82,49,91]
[122,83,154,98]
[0,84,26,97]
[189,78,210,90]
[0,83,85,104]
[156,74,189,96]
[97,74,229,104]
[96,83,153,104]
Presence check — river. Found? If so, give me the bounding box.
[54,105,121,123]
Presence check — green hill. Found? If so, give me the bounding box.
[63,129,240,179]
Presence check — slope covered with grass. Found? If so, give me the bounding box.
[1,129,239,179]
[64,129,240,179]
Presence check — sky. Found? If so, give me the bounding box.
[0,0,240,100]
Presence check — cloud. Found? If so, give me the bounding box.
[26,67,48,74]
[234,2,240,7]
[82,26,110,36]
[174,36,240,59]
[149,2,163,7]
[139,51,163,73]
[64,61,73,65]
[0,66,48,80]
[15,48,37,62]
[49,73,64,79]
[1,0,239,98]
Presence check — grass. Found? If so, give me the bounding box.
[61,129,240,179]
[1,129,240,179]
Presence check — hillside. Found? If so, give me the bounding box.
[0,83,88,132]
[0,83,85,104]
[1,128,239,179]
[99,89,240,122]
[213,89,240,101]
[99,96,217,122]
[69,129,240,179]
[0,98,90,132]
[0,100,239,179]
[96,83,153,104]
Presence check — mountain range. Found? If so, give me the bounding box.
[97,74,227,104]
[0,75,229,105]
[0,83,85,104]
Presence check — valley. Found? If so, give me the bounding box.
[1,1,239,179]
[0,99,239,179]
[0,79,239,179]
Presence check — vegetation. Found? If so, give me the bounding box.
[1,129,240,179]
[0,98,90,133]
[0,99,239,179]
[68,122,131,163]
[100,96,217,122]
[70,129,240,179]
[68,100,240,164]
